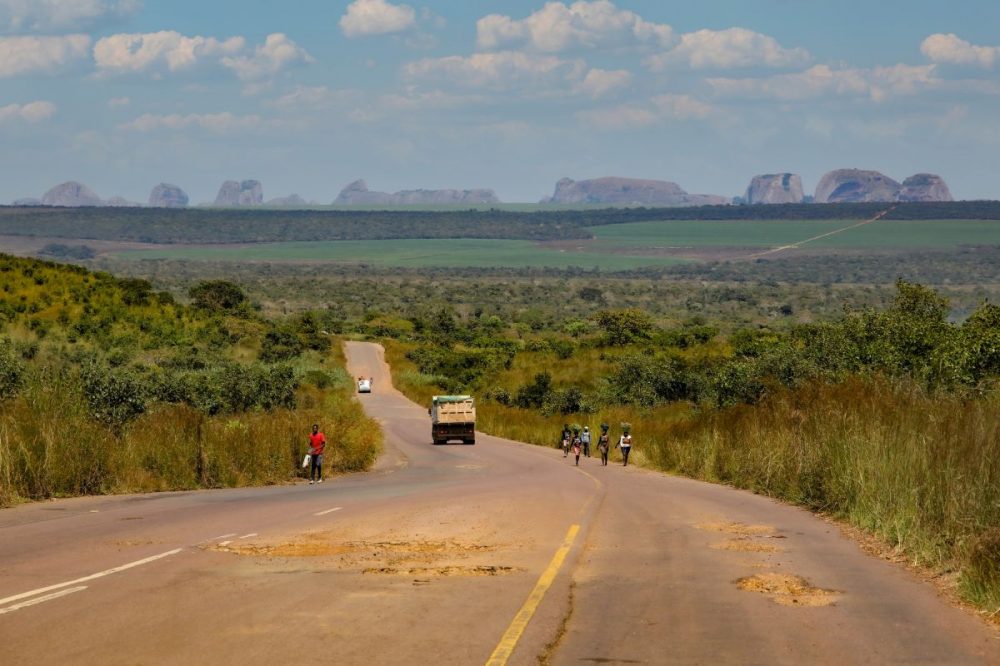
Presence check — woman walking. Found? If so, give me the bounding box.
[597,424,611,466]
[571,429,582,466]
[616,425,633,467]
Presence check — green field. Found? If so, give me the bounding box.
[117,218,1000,268]
[120,238,688,269]
[589,219,1000,249]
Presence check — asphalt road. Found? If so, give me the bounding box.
[1,341,997,665]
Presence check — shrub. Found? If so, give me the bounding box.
[189,280,248,313]
[261,327,304,362]
[82,364,147,428]
[0,342,24,401]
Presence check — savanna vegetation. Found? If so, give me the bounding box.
[0,255,380,507]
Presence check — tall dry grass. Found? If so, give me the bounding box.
[0,370,380,507]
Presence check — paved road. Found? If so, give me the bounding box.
[1,342,997,665]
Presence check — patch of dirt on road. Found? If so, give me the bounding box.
[712,538,784,553]
[696,521,777,537]
[736,573,840,607]
[363,565,519,577]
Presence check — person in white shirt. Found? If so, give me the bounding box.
[616,429,633,467]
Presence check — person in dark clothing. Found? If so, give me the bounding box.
[560,423,572,457]
[571,427,582,466]
[308,424,326,484]
[597,424,611,466]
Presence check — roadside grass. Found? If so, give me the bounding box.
[0,345,381,507]
[383,339,1000,615]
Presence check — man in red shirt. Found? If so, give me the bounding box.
[308,424,326,484]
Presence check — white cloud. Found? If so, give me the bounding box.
[403,51,585,91]
[646,27,810,70]
[577,94,717,129]
[119,112,262,132]
[0,34,90,77]
[94,31,244,74]
[340,0,415,38]
[922,33,999,69]
[221,33,312,81]
[477,1,673,52]
[574,68,631,97]
[0,100,56,123]
[0,0,139,34]
[708,63,941,102]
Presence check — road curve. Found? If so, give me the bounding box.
[0,341,997,665]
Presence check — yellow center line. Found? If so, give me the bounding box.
[485,524,581,666]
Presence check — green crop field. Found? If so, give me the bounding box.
[118,238,688,269]
[115,218,1000,269]
[588,219,1000,249]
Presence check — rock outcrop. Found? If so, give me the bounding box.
[814,169,902,203]
[214,180,263,207]
[744,174,805,205]
[542,177,730,206]
[40,181,103,207]
[149,183,189,208]
[898,173,953,202]
[334,180,500,206]
[266,194,309,207]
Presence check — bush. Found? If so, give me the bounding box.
[189,280,248,313]
[261,327,304,363]
[0,342,24,401]
[82,364,147,428]
[515,372,552,409]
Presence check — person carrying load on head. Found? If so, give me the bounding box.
[597,423,611,466]
[616,423,633,467]
[580,426,592,458]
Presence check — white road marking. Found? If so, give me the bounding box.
[0,587,88,615]
[214,533,237,540]
[238,533,257,539]
[0,549,182,607]
[314,507,342,516]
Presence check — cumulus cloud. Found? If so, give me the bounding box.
[403,51,585,91]
[94,31,244,74]
[574,68,631,97]
[922,33,999,68]
[708,63,940,102]
[340,0,416,38]
[0,100,57,123]
[0,34,90,77]
[578,93,717,129]
[477,1,673,52]
[0,0,139,34]
[221,33,312,81]
[646,27,810,70]
[119,112,262,132]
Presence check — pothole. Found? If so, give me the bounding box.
[712,538,784,553]
[736,573,840,607]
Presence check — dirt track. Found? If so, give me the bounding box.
[0,341,997,664]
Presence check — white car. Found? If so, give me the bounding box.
[357,378,372,393]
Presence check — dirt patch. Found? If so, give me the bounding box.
[736,573,840,607]
[696,521,777,537]
[712,538,784,554]
[363,565,519,577]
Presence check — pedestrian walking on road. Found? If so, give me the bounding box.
[616,425,633,467]
[597,424,611,466]
[580,426,592,458]
[560,423,572,457]
[308,424,326,484]
[571,429,582,466]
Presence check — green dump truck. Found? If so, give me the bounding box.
[430,395,476,445]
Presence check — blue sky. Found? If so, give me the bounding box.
[2,1,999,203]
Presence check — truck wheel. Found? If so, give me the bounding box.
[466,438,475,445]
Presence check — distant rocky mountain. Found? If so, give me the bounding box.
[898,174,953,202]
[335,180,500,206]
[266,194,309,207]
[41,181,103,207]
[745,174,805,205]
[149,183,189,208]
[214,180,263,206]
[814,169,952,203]
[542,177,730,207]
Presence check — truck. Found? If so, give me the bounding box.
[430,395,476,445]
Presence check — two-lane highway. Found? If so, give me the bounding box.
[1,341,998,664]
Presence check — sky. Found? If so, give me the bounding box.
[1,0,999,204]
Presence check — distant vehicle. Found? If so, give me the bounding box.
[429,395,476,445]
[358,377,372,393]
